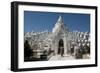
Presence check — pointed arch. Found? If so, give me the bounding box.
[58,39,64,54]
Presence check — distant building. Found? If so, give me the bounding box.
[24,16,90,56]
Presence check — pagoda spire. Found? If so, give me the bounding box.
[56,15,63,25]
[52,15,64,33]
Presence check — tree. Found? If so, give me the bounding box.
[24,40,33,60]
[84,44,90,54]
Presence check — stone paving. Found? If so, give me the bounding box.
[49,54,90,61]
[49,54,75,61]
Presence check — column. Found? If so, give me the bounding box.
[63,37,67,55]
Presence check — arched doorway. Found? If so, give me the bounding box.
[58,39,64,54]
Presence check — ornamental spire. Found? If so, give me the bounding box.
[52,15,64,33]
[57,15,63,25]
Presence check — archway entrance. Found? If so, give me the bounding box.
[58,39,64,54]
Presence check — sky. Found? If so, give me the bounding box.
[24,11,90,33]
